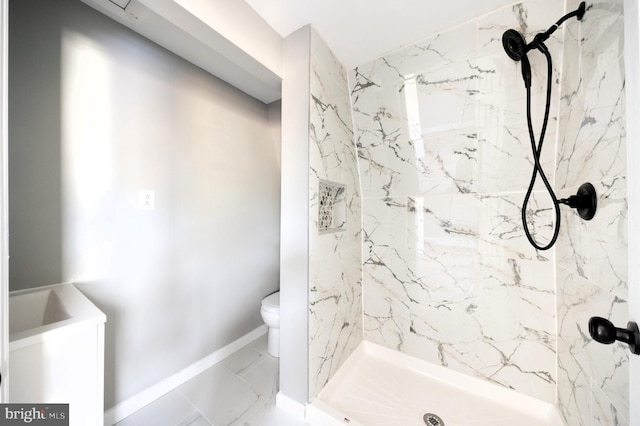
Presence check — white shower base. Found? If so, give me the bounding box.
[307,341,565,426]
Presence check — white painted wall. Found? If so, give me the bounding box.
[170,0,282,76]
[279,25,311,405]
[9,0,281,409]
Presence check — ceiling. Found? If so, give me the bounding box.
[244,0,518,68]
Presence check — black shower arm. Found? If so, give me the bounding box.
[527,2,586,50]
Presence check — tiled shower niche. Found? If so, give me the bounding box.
[318,180,346,234]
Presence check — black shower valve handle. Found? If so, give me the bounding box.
[558,194,584,209]
[588,316,640,355]
[558,182,597,221]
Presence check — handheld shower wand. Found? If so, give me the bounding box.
[501,2,595,250]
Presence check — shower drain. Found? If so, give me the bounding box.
[423,413,444,426]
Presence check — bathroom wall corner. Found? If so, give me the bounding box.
[280,25,311,405]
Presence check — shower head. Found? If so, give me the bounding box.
[502,29,528,61]
[502,29,532,88]
[502,2,587,89]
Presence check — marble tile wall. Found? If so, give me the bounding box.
[556,1,629,424]
[308,30,363,400]
[350,0,568,404]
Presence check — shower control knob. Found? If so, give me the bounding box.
[558,182,597,221]
[588,316,640,355]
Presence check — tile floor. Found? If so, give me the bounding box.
[115,334,309,426]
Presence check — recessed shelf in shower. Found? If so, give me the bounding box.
[318,180,346,234]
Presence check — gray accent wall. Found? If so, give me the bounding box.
[9,0,281,409]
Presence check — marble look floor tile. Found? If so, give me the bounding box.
[234,396,309,426]
[240,356,279,396]
[180,415,212,426]
[114,390,208,426]
[249,334,269,355]
[178,364,264,426]
[221,344,266,375]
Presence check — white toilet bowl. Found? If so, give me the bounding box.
[260,291,280,357]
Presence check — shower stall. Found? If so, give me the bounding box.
[280,0,632,424]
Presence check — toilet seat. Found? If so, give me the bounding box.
[261,292,279,313]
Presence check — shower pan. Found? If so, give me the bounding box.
[307,342,563,426]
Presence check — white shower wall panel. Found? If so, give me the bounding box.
[556,0,629,424]
[351,0,565,403]
[308,30,363,400]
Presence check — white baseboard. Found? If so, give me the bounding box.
[104,325,267,425]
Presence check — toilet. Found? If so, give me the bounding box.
[260,291,280,357]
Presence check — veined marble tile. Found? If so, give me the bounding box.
[557,348,592,426]
[408,193,480,247]
[380,20,477,76]
[311,29,349,96]
[351,59,479,197]
[556,177,627,300]
[475,255,556,401]
[309,98,357,184]
[477,193,555,260]
[477,0,565,55]
[363,202,555,402]
[415,131,479,194]
[557,103,626,189]
[308,31,362,401]
[577,0,624,86]
[411,60,479,133]
[353,118,477,197]
[404,284,556,403]
[555,1,628,423]
[557,0,626,189]
[478,256,555,341]
[351,0,627,413]
[362,196,410,251]
[362,260,413,353]
[309,292,362,399]
[475,42,564,108]
[592,384,629,426]
[475,48,562,194]
[351,89,417,197]
[356,132,479,198]
[365,244,479,311]
[477,116,558,193]
[557,266,629,421]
